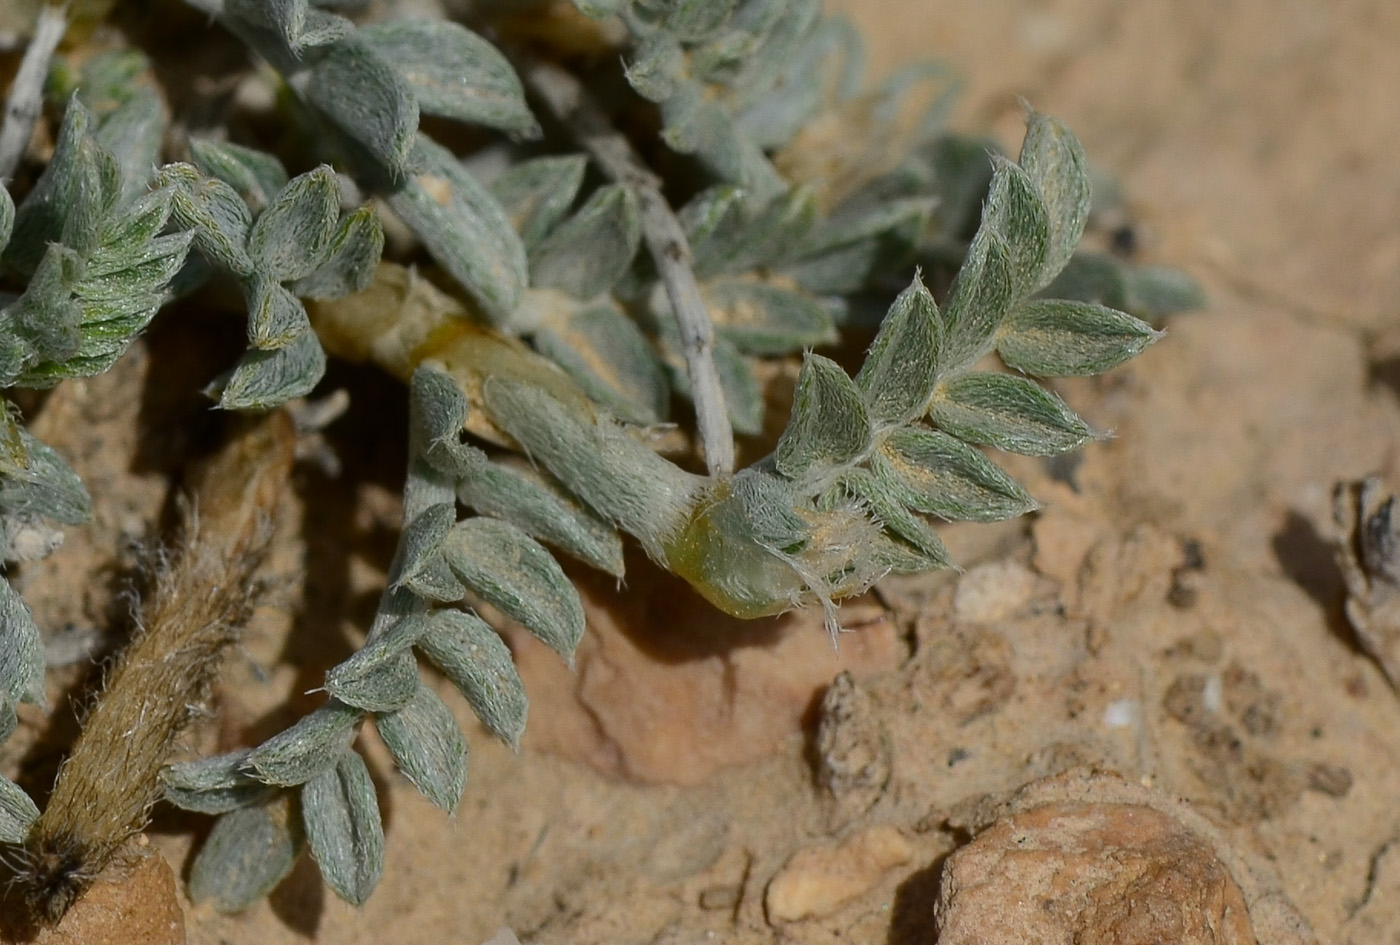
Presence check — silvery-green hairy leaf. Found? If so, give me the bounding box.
[692,186,816,277]
[288,206,384,300]
[417,609,527,748]
[0,578,43,717]
[1018,112,1090,291]
[659,83,785,199]
[324,615,426,712]
[457,460,625,576]
[574,0,627,15]
[921,134,999,241]
[93,87,163,198]
[161,749,277,814]
[998,299,1161,376]
[305,39,418,179]
[189,139,290,213]
[530,184,641,299]
[776,354,871,481]
[791,191,931,284]
[245,700,360,786]
[1123,264,1205,319]
[303,750,385,905]
[657,0,739,41]
[7,245,82,362]
[483,379,706,560]
[733,15,864,148]
[410,364,486,478]
[159,164,256,277]
[358,19,536,133]
[375,682,467,812]
[248,166,340,282]
[76,231,192,303]
[872,426,1035,522]
[188,796,301,913]
[488,155,587,251]
[388,137,527,323]
[856,275,942,424]
[0,186,13,255]
[0,772,38,843]
[939,230,1015,372]
[842,468,951,571]
[228,0,308,46]
[678,186,742,258]
[244,277,311,351]
[0,412,25,476]
[443,517,584,664]
[705,280,836,356]
[100,186,174,248]
[219,328,326,410]
[0,429,92,525]
[929,373,1097,456]
[59,137,121,259]
[535,302,667,424]
[980,157,1050,300]
[4,100,92,277]
[625,34,685,102]
[395,504,466,602]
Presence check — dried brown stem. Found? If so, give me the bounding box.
[16,411,296,927]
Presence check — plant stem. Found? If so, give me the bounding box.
[0,4,68,182]
[518,57,735,477]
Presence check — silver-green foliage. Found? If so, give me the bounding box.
[0,0,1186,916]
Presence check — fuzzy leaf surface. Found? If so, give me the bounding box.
[247,166,340,282]
[0,773,39,843]
[188,796,301,913]
[442,517,584,664]
[245,700,360,786]
[705,280,835,356]
[535,301,667,424]
[358,19,536,133]
[872,426,1036,521]
[416,609,527,748]
[302,750,385,906]
[288,206,384,300]
[929,372,1097,456]
[161,749,277,814]
[189,138,290,212]
[305,39,418,178]
[324,616,424,713]
[855,275,943,424]
[457,461,625,576]
[219,328,326,410]
[388,137,527,323]
[529,184,641,299]
[998,299,1161,376]
[1019,112,1091,291]
[376,682,468,812]
[488,155,588,250]
[776,354,871,481]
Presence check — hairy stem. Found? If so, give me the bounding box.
[518,56,736,477]
[17,412,295,927]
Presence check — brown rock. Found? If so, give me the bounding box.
[937,801,1257,945]
[765,825,913,924]
[1,845,186,945]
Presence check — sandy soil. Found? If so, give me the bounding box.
[4,1,1400,942]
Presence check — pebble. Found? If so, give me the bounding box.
[765,825,912,924]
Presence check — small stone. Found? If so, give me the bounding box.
[953,561,1037,624]
[765,825,913,924]
[16,847,186,945]
[936,801,1258,945]
[815,671,891,824]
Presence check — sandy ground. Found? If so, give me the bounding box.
[4,0,1400,942]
